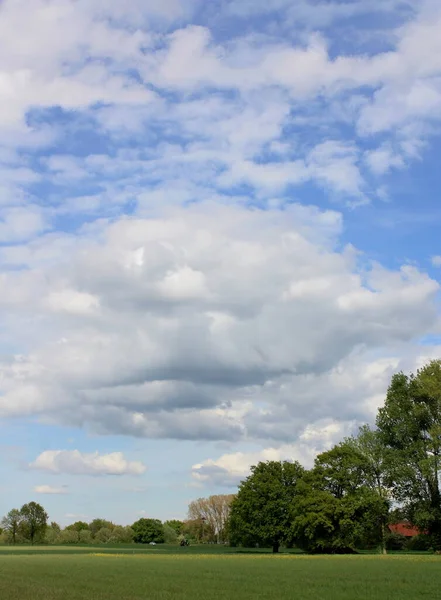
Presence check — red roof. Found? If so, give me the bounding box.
[388,522,422,537]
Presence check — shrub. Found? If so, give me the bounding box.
[79,529,93,544]
[385,532,407,551]
[57,529,80,545]
[95,527,113,543]
[405,534,432,552]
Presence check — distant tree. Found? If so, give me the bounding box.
[132,518,165,544]
[188,495,235,543]
[95,527,113,543]
[20,502,48,545]
[50,521,61,533]
[66,521,89,533]
[57,529,80,545]
[45,522,61,545]
[377,360,441,550]
[181,519,205,542]
[229,461,305,553]
[163,524,178,543]
[89,519,114,537]
[78,529,93,544]
[164,520,184,536]
[109,526,134,544]
[1,509,22,545]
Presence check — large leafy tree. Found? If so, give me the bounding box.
[292,444,388,553]
[1,509,22,544]
[229,460,305,553]
[132,518,165,544]
[346,425,392,553]
[377,360,441,549]
[20,502,48,545]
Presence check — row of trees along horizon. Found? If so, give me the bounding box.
[2,360,441,554]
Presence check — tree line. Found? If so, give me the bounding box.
[2,360,441,553]
[228,360,441,553]
[0,510,188,546]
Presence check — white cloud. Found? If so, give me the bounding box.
[364,143,405,175]
[432,256,441,267]
[0,203,438,443]
[0,0,440,486]
[34,484,69,495]
[30,450,146,476]
[0,206,48,243]
[192,419,357,487]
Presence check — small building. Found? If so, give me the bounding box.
[388,522,422,538]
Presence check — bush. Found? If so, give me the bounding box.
[163,524,178,544]
[109,526,134,544]
[95,527,113,543]
[385,532,407,551]
[79,529,93,544]
[57,529,80,545]
[405,534,432,551]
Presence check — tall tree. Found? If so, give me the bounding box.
[1,509,22,545]
[292,444,389,553]
[188,495,235,543]
[20,502,48,545]
[377,360,441,549]
[346,425,391,553]
[229,460,304,553]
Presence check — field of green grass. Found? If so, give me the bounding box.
[0,545,440,599]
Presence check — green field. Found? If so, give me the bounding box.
[0,546,440,600]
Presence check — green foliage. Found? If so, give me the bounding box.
[163,524,178,543]
[66,521,89,533]
[229,460,305,552]
[57,529,80,545]
[377,360,441,549]
[405,534,432,552]
[78,529,93,544]
[1,509,22,545]
[164,520,184,535]
[132,518,165,544]
[292,444,389,553]
[89,519,114,537]
[182,519,204,542]
[95,527,113,543]
[385,532,407,551]
[109,526,134,544]
[19,502,48,545]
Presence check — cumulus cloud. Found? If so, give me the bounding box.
[192,419,357,487]
[34,484,69,495]
[30,450,146,476]
[0,0,441,484]
[0,203,438,443]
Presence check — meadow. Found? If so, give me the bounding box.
[0,545,440,600]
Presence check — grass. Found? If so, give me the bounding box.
[0,546,440,599]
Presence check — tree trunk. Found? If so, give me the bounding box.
[272,542,280,554]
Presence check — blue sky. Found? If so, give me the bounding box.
[1,0,441,526]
